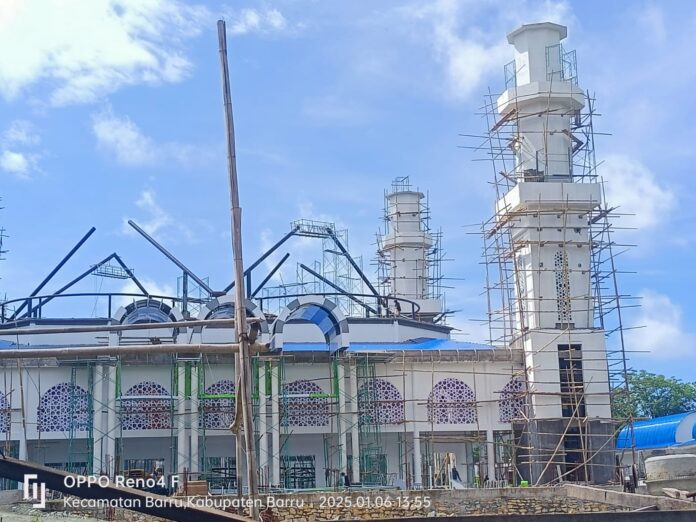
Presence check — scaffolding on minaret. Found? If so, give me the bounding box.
[375,177,445,323]
[464,22,636,485]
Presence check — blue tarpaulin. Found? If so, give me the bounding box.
[617,411,696,450]
[282,338,494,352]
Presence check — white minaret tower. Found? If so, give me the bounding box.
[500,23,585,181]
[379,178,442,319]
[495,23,613,483]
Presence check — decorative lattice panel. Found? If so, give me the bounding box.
[554,250,572,322]
[121,381,172,430]
[201,379,235,429]
[0,393,9,433]
[37,383,90,432]
[281,379,329,427]
[427,378,477,424]
[499,377,526,422]
[358,378,404,425]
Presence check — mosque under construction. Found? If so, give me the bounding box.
[0,22,633,494]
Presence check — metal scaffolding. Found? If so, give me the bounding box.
[375,177,445,312]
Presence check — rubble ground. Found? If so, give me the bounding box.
[0,503,104,522]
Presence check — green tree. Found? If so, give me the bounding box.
[613,370,696,420]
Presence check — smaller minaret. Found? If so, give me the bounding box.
[379,177,442,319]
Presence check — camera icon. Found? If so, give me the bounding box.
[23,474,46,509]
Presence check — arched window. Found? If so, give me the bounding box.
[37,383,90,432]
[427,378,477,424]
[281,379,329,427]
[201,379,235,430]
[121,298,177,324]
[271,296,349,352]
[499,377,526,422]
[121,381,172,430]
[358,378,404,425]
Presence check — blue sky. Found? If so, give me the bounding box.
[0,0,694,380]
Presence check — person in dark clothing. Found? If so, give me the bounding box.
[451,467,461,482]
[340,471,351,487]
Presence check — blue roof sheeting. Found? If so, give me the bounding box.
[617,411,696,450]
[283,338,494,353]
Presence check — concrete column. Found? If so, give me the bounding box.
[190,364,199,473]
[18,365,29,460]
[16,366,29,490]
[18,435,27,461]
[337,362,347,476]
[413,430,422,488]
[176,364,187,474]
[486,429,496,483]
[14,367,28,490]
[92,364,104,473]
[106,364,117,478]
[258,362,268,487]
[409,362,422,488]
[271,362,280,487]
[349,362,360,484]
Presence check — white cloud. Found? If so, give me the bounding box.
[0,0,208,105]
[400,0,571,100]
[123,189,198,244]
[229,8,287,35]
[92,108,211,167]
[0,150,30,178]
[92,109,158,166]
[0,120,41,179]
[128,190,173,238]
[0,2,295,105]
[401,1,506,99]
[602,154,675,230]
[625,290,696,360]
[3,120,39,146]
[118,277,175,307]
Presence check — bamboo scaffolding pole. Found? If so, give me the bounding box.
[218,19,258,517]
[0,318,256,337]
[0,343,276,359]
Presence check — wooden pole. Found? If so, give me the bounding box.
[217,19,259,518]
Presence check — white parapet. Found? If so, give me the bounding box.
[496,181,601,216]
